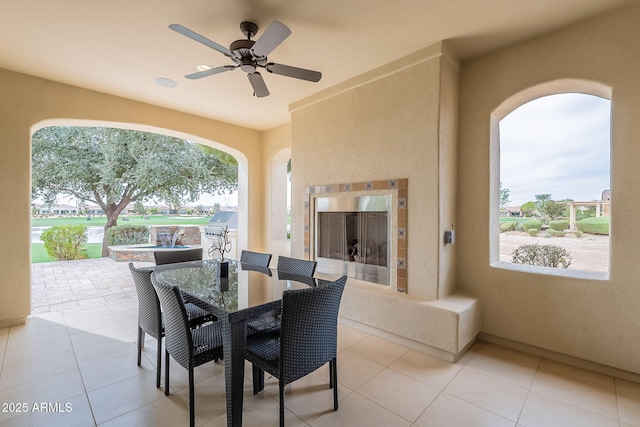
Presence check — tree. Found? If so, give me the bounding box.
[32,127,237,256]
[133,201,146,215]
[534,194,552,211]
[521,201,536,217]
[541,200,567,220]
[499,182,511,209]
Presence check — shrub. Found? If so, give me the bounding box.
[500,221,517,232]
[522,219,542,231]
[547,229,566,237]
[511,244,572,268]
[574,230,584,237]
[549,220,569,232]
[40,225,88,261]
[527,228,538,237]
[576,217,609,235]
[106,225,150,245]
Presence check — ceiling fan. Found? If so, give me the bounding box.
[170,20,322,98]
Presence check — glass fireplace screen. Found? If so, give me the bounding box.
[315,195,391,285]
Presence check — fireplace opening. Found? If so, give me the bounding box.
[315,195,391,285]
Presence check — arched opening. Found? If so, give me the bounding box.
[490,79,612,278]
[269,148,292,258]
[29,119,250,309]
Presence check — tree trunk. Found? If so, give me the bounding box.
[102,213,119,257]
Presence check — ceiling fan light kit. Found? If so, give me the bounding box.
[170,20,321,97]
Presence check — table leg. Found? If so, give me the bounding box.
[222,318,247,427]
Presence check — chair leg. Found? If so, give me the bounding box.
[332,358,338,411]
[329,360,334,389]
[252,365,265,394]
[156,336,162,388]
[189,368,196,427]
[279,381,285,427]
[164,350,170,396]
[137,327,143,366]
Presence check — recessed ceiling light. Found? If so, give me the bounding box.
[155,77,177,88]
[197,64,212,71]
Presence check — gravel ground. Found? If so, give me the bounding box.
[500,231,609,272]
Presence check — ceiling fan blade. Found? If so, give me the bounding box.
[169,24,232,57]
[250,20,291,59]
[247,72,270,98]
[185,65,236,80]
[265,63,322,82]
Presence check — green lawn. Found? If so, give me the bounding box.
[31,215,213,263]
[32,243,103,263]
[32,214,211,227]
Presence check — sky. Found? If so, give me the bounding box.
[499,93,611,206]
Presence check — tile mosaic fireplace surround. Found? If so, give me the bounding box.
[304,178,408,292]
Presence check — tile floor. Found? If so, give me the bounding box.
[0,258,639,426]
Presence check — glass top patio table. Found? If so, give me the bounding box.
[153,258,327,427]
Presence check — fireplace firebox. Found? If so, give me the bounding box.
[315,195,391,285]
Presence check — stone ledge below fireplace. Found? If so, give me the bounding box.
[338,281,481,362]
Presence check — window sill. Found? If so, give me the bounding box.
[490,261,610,281]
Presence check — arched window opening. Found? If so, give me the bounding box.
[494,91,611,278]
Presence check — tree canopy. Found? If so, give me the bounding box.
[32,126,238,255]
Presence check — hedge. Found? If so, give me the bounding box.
[522,219,542,231]
[548,220,569,232]
[500,221,517,232]
[511,243,572,268]
[576,217,609,235]
[40,225,88,261]
[106,225,150,245]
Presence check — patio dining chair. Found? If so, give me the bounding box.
[153,248,203,265]
[246,275,347,427]
[128,263,215,388]
[151,274,224,427]
[247,256,318,336]
[276,255,317,277]
[240,249,273,268]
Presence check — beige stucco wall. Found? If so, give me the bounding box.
[291,43,455,301]
[288,43,478,359]
[0,69,265,326]
[261,123,292,263]
[457,4,640,373]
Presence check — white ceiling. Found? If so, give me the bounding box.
[0,0,634,131]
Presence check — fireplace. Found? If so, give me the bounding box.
[316,195,391,285]
[305,178,408,291]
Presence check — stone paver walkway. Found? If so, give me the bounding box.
[31,258,154,314]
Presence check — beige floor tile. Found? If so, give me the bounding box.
[347,335,409,366]
[264,370,352,424]
[173,372,233,425]
[530,369,618,419]
[337,324,370,349]
[518,391,619,427]
[465,349,538,389]
[356,368,439,422]
[0,371,86,424]
[165,357,225,394]
[65,313,122,336]
[389,349,463,390]
[539,358,615,390]
[88,370,165,424]
[617,391,640,426]
[80,352,152,391]
[444,366,528,422]
[73,338,137,368]
[99,394,191,427]
[336,349,385,390]
[204,391,309,427]
[310,390,411,427]
[413,392,516,427]
[0,350,78,391]
[63,306,114,324]
[3,334,73,366]
[69,324,133,351]
[0,393,95,427]
[6,322,69,349]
